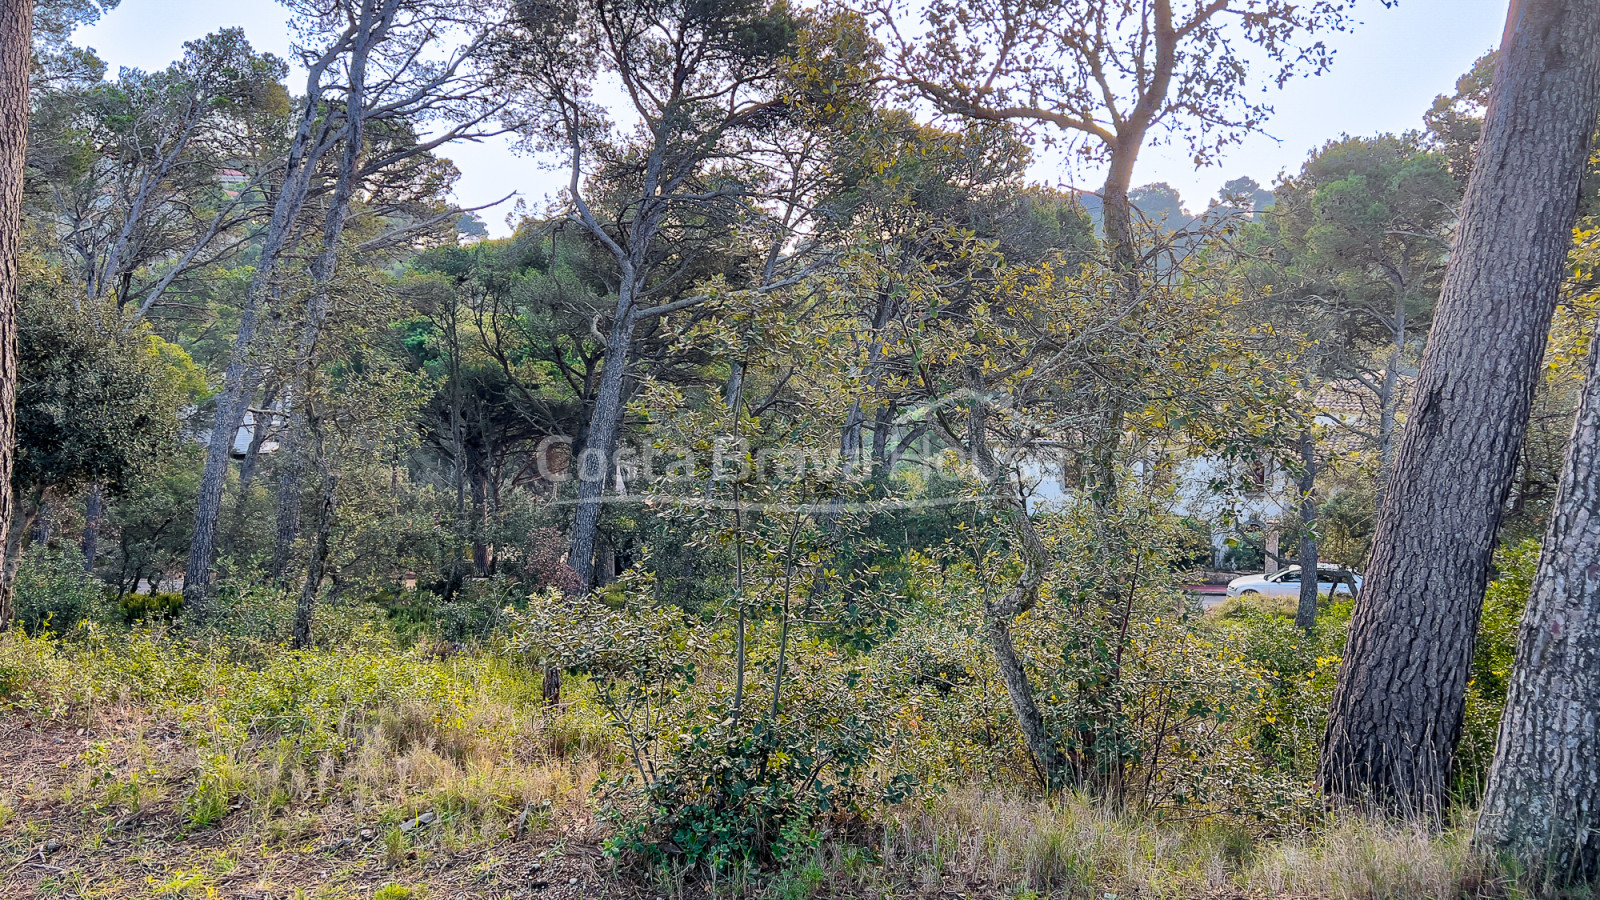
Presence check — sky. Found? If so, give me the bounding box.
[77,0,1509,236]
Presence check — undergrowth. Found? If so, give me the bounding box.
[0,627,1525,899]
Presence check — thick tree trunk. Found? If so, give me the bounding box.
[1475,327,1600,886]
[1318,0,1600,815]
[1295,431,1320,631]
[568,311,634,590]
[0,0,29,628]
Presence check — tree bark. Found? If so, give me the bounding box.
[1295,431,1320,631]
[964,382,1065,789]
[0,0,29,628]
[290,449,337,650]
[1318,0,1600,815]
[568,310,634,590]
[1475,326,1600,886]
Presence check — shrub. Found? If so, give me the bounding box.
[1454,538,1538,801]
[509,590,912,870]
[119,591,183,624]
[12,547,111,634]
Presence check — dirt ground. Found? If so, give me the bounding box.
[0,713,658,900]
[0,713,1314,900]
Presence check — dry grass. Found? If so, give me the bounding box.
[782,790,1512,900]
[0,633,1525,900]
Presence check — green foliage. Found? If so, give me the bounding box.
[118,591,183,624]
[11,548,111,635]
[510,590,911,869]
[1212,600,1352,782]
[613,693,909,868]
[0,22,1561,895]
[14,262,190,500]
[1454,539,1539,800]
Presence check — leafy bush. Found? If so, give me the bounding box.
[119,591,183,624]
[611,685,910,867]
[1210,599,1351,782]
[12,547,111,635]
[508,589,911,869]
[1453,538,1537,800]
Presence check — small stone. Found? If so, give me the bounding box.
[42,839,61,854]
[359,828,375,840]
[568,878,578,886]
[398,810,438,833]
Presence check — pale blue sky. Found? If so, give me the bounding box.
[79,0,1508,235]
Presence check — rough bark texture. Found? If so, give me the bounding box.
[0,0,27,624]
[290,464,337,650]
[1475,327,1600,886]
[0,0,28,627]
[1318,0,1600,814]
[567,313,634,589]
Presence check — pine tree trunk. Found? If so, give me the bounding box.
[0,0,29,629]
[568,310,634,590]
[230,380,279,539]
[1475,326,1600,886]
[290,466,337,651]
[1318,0,1600,815]
[186,344,262,619]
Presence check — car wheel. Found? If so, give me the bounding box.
[1239,590,1261,598]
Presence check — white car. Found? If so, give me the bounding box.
[1225,565,1362,600]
